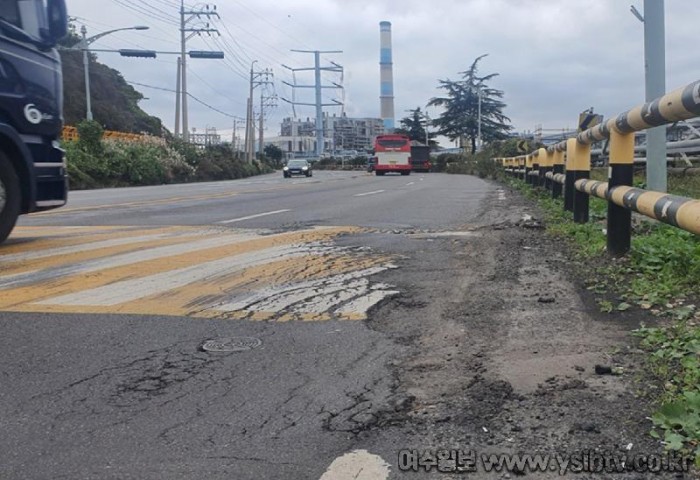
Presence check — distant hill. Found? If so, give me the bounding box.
[59,27,165,135]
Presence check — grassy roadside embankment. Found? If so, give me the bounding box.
[502,169,700,466]
[64,121,272,190]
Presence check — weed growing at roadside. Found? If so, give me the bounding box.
[634,321,700,465]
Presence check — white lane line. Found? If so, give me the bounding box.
[353,190,385,197]
[406,182,415,186]
[218,209,290,224]
[34,244,312,306]
[320,450,391,480]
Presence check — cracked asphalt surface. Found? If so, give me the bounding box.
[0,171,681,479]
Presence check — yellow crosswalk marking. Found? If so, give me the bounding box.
[0,225,396,321]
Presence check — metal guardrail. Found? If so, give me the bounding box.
[575,179,700,236]
[497,79,700,256]
[62,126,147,143]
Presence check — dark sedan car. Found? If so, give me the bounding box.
[283,160,313,178]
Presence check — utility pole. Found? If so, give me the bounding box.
[631,1,667,192]
[282,50,343,157]
[180,1,219,142]
[174,57,181,136]
[245,63,272,163]
[259,92,278,158]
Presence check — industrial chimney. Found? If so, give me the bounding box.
[379,21,395,132]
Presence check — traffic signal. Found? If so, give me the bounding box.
[119,49,157,58]
[189,50,224,59]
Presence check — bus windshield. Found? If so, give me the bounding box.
[376,137,409,149]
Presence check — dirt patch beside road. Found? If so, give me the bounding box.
[357,185,684,478]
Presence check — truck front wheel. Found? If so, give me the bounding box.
[0,152,21,244]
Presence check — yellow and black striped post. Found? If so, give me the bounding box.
[607,120,635,256]
[520,156,527,182]
[542,149,552,190]
[525,155,532,184]
[537,148,548,188]
[564,139,576,211]
[551,147,565,199]
[569,140,591,223]
[531,152,539,188]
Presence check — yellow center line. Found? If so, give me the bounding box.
[29,181,315,217]
[29,191,241,216]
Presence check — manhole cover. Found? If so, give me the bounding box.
[201,337,262,352]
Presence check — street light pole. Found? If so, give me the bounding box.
[81,25,92,121]
[77,25,150,122]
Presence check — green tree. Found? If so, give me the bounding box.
[394,107,437,146]
[429,54,512,154]
[58,23,164,135]
[263,144,284,168]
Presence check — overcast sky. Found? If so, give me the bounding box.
[66,0,700,147]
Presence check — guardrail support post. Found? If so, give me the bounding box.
[564,139,576,212]
[538,148,547,188]
[531,157,539,188]
[552,149,564,199]
[543,150,552,191]
[571,141,591,223]
[607,128,634,256]
[524,155,531,184]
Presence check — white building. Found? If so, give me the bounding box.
[267,113,385,158]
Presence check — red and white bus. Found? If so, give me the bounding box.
[372,134,412,176]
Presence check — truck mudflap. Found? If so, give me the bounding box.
[31,141,68,211]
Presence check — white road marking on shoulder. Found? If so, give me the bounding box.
[498,189,507,201]
[353,190,385,197]
[406,182,415,186]
[218,209,291,224]
[319,450,391,480]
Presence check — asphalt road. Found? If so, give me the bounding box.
[2,171,493,479]
[1,171,667,479]
[20,170,490,230]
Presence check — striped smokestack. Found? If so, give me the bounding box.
[379,21,395,132]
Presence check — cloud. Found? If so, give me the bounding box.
[67,0,700,144]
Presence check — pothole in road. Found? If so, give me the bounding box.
[200,336,263,352]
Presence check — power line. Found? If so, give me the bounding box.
[188,67,245,106]
[128,81,240,118]
[111,0,180,25]
[200,35,248,80]
[73,16,179,47]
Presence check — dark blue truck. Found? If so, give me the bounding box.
[0,0,68,243]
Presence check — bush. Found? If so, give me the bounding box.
[64,132,270,189]
[76,120,104,156]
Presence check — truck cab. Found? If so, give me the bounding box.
[0,0,69,243]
